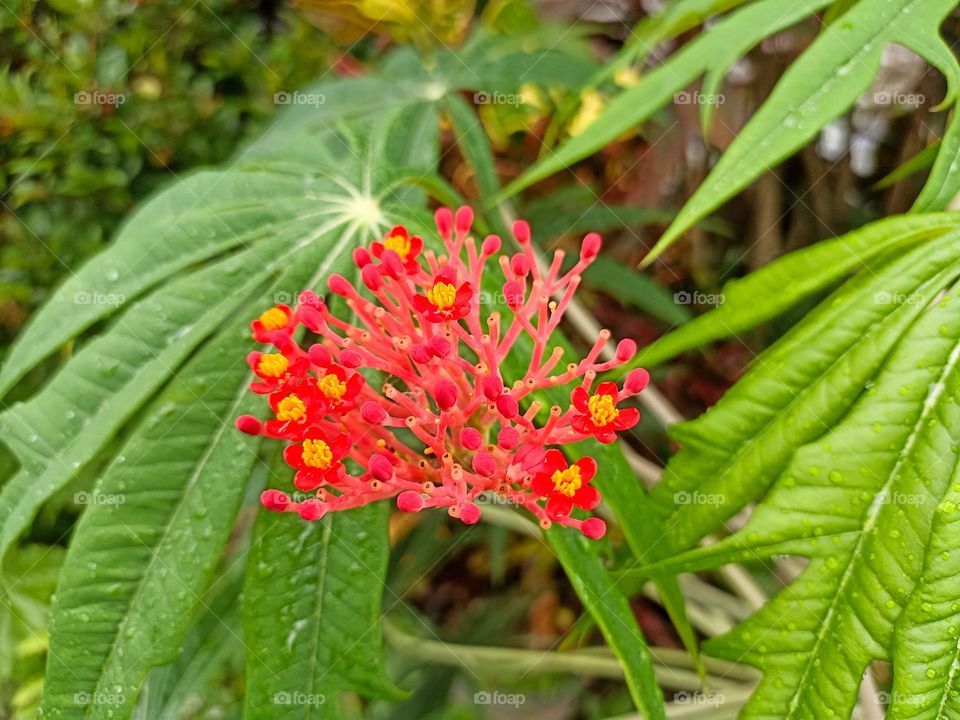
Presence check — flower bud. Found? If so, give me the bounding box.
[410,343,432,364]
[503,280,524,309]
[328,274,352,296]
[510,254,530,277]
[472,451,497,477]
[381,251,404,278]
[624,368,650,394]
[353,247,372,267]
[308,343,332,368]
[482,374,503,400]
[235,415,262,435]
[260,489,290,511]
[435,207,453,238]
[580,232,602,262]
[497,427,520,450]
[512,219,531,244]
[296,305,324,332]
[427,336,451,357]
[298,499,326,521]
[455,206,473,235]
[361,264,383,291]
[397,491,424,512]
[369,454,394,481]
[496,394,519,418]
[434,379,458,410]
[459,501,481,524]
[616,339,637,362]
[580,517,607,539]
[297,290,323,309]
[461,427,482,450]
[340,349,363,368]
[361,401,388,424]
[481,235,501,256]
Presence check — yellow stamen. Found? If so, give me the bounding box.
[276,395,306,422]
[319,373,347,401]
[552,466,583,497]
[302,439,333,469]
[257,353,288,378]
[383,234,412,261]
[427,281,456,310]
[588,393,619,426]
[259,307,288,331]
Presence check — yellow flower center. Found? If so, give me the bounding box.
[588,394,619,426]
[302,439,333,469]
[427,281,456,310]
[318,373,347,401]
[276,395,306,422]
[259,307,288,330]
[257,353,288,378]
[383,234,411,261]
[552,466,583,498]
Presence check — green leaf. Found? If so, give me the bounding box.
[243,503,401,718]
[646,230,960,554]
[547,528,665,720]
[497,0,831,201]
[914,105,960,212]
[632,274,960,718]
[38,247,339,718]
[650,0,960,262]
[583,256,692,326]
[630,213,960,367]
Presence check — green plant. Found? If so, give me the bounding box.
[6,0,960,718]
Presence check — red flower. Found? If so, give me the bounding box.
[284,433,350,491]
[570,382,639,443]
[371,225,423,274]
[315,365,364,412]
[531,449,600,520]
[263,380,323,439]
[251,304,297,343]
[247,350,308,394]
[413,268,471,322]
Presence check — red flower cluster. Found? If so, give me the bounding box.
[236,208,650,538]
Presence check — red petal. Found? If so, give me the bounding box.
[408,235,423,257]
[613,407,640,430]
[283,444,304,468]
[542,448,567,474]
[574,456,598,483]
[571,386,590,413]
[573,485,601,510]
[546,493,573,520]
[531,472,554,496]
[596,428,617,444]
[388,224,408,240]
[570,415,595,435]
[595,381,619,398]
[330,433,350,459]
[455,282,473,304]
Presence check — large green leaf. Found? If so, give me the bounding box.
[914,104,960,212]
[625,274,960,718]
[630,213,960,368]
[649,0,960,261]
[243,503,400,718]
[497,0,832,201]
[646,230,960,555]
